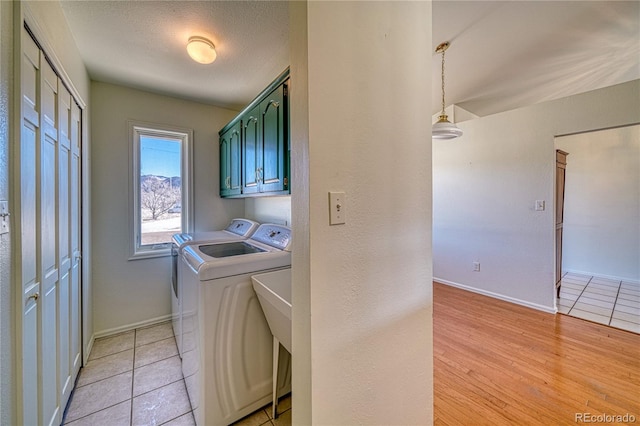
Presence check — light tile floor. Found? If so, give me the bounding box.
[557,272,640,333]
[63,321,292,426]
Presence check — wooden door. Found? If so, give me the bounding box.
[260,84,286,193]
[20,27,41,426]
[18,26,83,426]
[41,57,60,426]
[243,107,260,194]
[219,128,231,195]
[229,125,242,194]
[556,150,568,298]
[219,123,242,197]
[70,99,82,385]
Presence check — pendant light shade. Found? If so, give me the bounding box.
[432,114,463,140]
[187,36,217,64]
[432,42,463,140]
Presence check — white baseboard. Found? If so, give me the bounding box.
[93,314,173,340]
[563,269,640,285]
[434,278,557,314]
[83,333,95,366]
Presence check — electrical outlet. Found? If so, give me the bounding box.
[473,262,480,272]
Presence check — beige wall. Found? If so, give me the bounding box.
[433,80,640,311]
[291,2,434,424]
[91,81,243,335]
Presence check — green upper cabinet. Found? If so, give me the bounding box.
[219,68,290,198]
[242,105,260,195]
[259,83,287,193]
[219,121,242,197]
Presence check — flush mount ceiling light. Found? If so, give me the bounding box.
[432,41,463,140]
[187,36,216,64]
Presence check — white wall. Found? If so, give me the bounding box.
[91,81,243,335]
[557,125,640,282]
[0,2,13,424]
[433,80,640,312]
[244,196,291,226]
[291,2,433,424]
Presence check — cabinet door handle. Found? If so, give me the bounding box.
[225,176,231,189]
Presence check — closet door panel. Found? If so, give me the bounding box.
[40,57,61,426]
[58,85,73,403]
[20,29,40,426]
[70,102,82,378]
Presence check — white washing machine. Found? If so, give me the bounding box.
[171,218,259,357]
[179,224,292,426]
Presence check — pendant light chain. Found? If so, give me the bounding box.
[441,46,446,116]
[432,41,463,140]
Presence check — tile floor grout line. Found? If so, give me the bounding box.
[74,367,134,390]
[566,275,592,314]
[608,280,623,326]
[132,376,185,399]
[63,399,131,426]
[88,346,134,363]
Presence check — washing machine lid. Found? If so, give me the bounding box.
[182,240,291,280]
[171,218,260,249]
[182,224,292,280]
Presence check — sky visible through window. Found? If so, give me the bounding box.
[141,136,181,177]
[139,135,182,246]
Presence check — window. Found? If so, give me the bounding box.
[129,122,193,259]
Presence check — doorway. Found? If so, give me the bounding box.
[555,125,640,333]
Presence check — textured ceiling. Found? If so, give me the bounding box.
[433,1,640,117]
[60,0,290,111]
[60,1,640,116]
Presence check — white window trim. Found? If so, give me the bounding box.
[128,121,194,260]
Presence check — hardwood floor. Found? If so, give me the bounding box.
[434,282,639,425]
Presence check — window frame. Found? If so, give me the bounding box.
[128,121,193,259]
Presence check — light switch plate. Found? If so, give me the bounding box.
[329,192,346,225]
[535,200,545,211]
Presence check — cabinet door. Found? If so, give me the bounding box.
[242,106,260,194]
[259,84,288,193]
[228,126,242,194]
[219,123,242,197]
[219,129,230,196]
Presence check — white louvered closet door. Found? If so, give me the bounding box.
[19,26,83,426]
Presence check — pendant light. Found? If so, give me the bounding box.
[432,42,463,140]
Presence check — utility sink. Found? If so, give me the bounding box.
[252,269,292,353]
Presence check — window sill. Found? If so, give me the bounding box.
[129,245,171,261]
